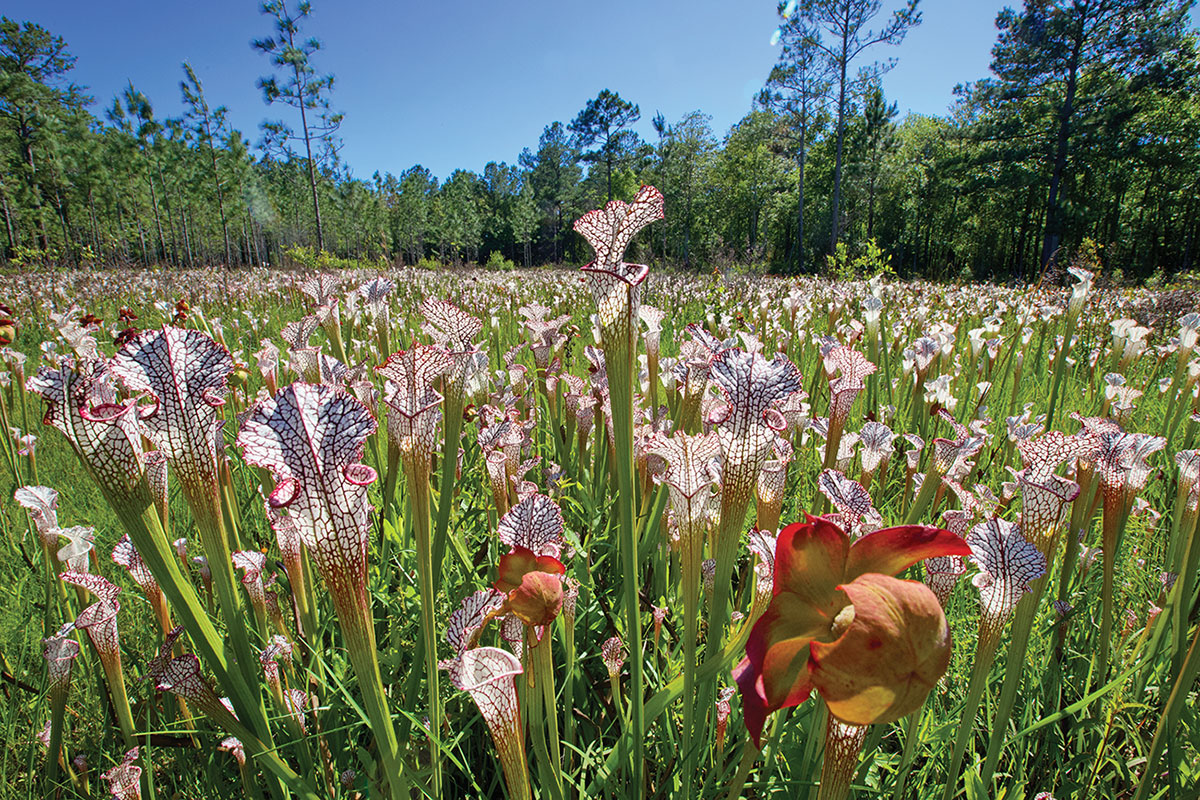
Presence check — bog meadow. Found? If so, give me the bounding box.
[1,2,1199,799]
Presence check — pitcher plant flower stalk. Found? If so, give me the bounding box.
[574,183,664,789]
[238,382,405,799]
[377,342,452,795]
[648,431,719,798]
[494,493,568,799]
[979,433,1081,786]
[420,298,485,592]
[941,518,1046,800]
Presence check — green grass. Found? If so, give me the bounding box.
[0,264,1197,799]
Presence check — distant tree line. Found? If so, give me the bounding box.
[0,0,1197,281]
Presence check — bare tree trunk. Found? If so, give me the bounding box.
[148,175,166,263]
[829,34,848,255]
[0,183,17,256]
[1040,27,1083,269]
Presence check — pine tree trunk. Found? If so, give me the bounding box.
[829,35,849,255]
[148,174,166,263]
[0,183,17,257]
[1041,28,1083,269]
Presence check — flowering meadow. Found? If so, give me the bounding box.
[2,189,1199,800]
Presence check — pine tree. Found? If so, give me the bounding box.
[254,0,342,252]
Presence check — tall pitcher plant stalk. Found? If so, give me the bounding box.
[980,432,1081,784]
[378,343,453,795]
[238,382,406,799]
[648,431,719,798]
[420,298,486,591]
[574,185,664,791]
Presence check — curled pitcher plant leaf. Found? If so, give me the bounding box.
[111,326,232,504]
[575,185,664,344]
[101,747,142,800]
[440,646,530,800]
[377,344,451,473]
[709,348,803,504]
[14,484,59,547]
[237,382,377,614]
[147,627,239,729]
[29,360,152,513]
[735,515,969,745]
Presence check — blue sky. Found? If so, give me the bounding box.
[8,0,1012,181]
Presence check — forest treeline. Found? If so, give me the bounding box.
[0,1,1197,281]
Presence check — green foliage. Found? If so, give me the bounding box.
[826,237,895,282]
[484,249,516,271]
[0,7,1198,280]
[284,243,376,271]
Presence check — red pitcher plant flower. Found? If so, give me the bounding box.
[237,382,405,796]
[734,515,969,747]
